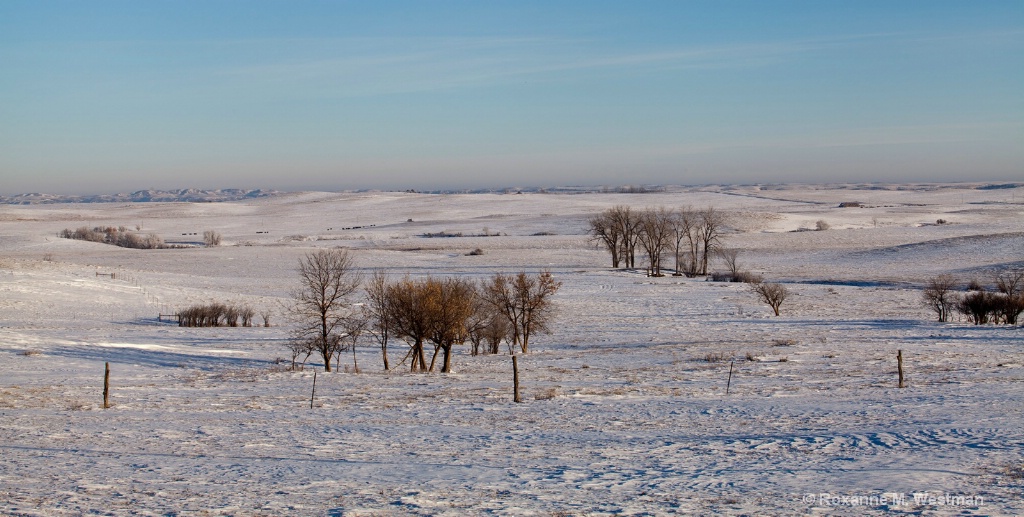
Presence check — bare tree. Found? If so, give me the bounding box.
[609,206,640,269]
[698,207,725,276]
[994,271,1024,324]
[203,230,222,246]
[426,277,477,373]
[483,271,561,354]
[337,312,367,372]
[363,270,394,370]
[637,207,673,276]
[922,274,957,323]
[750,280,789,316]
[587,211,622,268]
[286,339,314,370]
[670,208,701,276]
[385,276,436,372]
[291,249,361,372]
[717,248,741,279]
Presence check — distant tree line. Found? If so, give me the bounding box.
[60,226,166,249]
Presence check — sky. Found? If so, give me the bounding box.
[1,1,1022,195]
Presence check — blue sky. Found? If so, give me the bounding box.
[1,1,1021,194]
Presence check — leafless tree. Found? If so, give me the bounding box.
[363,270,394,370]
[670,207,697,276]
[286,339,314,370]
[609,206,640,269]
[482,271,561,354]
[995,271,1024,324]
[240,306,254,327]
[385,276,436,372]
[698,207,725,276]
[717,248,741,279]
[336,312,367,372]
[291,249,361,372]
[203,230,222,246]
[997,271,1024,297]
[587,211,622,268]
[750,280,789,316]
[637,207,673,276]
[426,277,477,373]
[922,274,957,322]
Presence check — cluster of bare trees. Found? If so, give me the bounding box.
[362,271,561,373]
[177,302,256,327]
[588,206,726,277]
[289,249,561,374]
[923,271,1024,325]
[60,226,165,249]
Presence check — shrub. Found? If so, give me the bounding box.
[750,280,789,316]
[177,302,256,327]
[203,230,222,246]
[922,274,957,322]
[466,248,484,256]
[703,352,730,363]
[815,220,830,231]
[957,290,996,325]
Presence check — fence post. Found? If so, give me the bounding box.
[726,360,734,395]
[897,350,905,388]
[103,362,110,409]
[310,370,317,409]
[512,355,522,403]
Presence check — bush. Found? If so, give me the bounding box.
[957,290,996,325]
[815,220,830,231]
[203,230,222,246]
[177,302,256,327]
[466,248,484,256]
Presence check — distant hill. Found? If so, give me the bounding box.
[0,188,281,204]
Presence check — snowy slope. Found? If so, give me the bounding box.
[1,183,1022,515]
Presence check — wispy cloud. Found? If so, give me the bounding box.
[213,28,1014,98]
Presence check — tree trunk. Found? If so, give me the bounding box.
[381,341,389,370]
[427,345,440,372]
[352,341,358,373]
[441,345,452,373]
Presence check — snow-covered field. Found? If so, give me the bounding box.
[1,183,1022,516]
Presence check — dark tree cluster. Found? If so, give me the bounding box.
[923,270,1024,325]
[177,302,256,327]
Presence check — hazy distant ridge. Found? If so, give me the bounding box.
[0,188,281,204]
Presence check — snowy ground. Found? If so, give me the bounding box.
[1,183,1022,516]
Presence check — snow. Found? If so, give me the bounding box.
[1,183,1022,515]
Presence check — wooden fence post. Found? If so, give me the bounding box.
[310,370,317,409]
[726,360,734,395]
[897,350,905,388]
[512,355,522,403]
[103,362,110,409]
